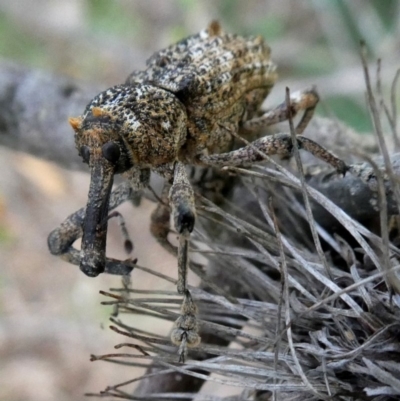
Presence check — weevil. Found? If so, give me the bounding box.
[48,21,347,360]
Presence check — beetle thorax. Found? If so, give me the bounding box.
[83,84,188,167]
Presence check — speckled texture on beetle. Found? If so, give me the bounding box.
[48,21,347,361]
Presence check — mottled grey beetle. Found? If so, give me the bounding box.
[48,21,347,360]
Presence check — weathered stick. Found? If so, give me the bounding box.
[0,61,101,170]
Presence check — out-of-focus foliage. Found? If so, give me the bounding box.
[86,0,141,37]
[0,12,48,67]
[0,0,399,132]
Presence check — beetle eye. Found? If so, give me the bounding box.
[102,142,120,163]
[80,145,90,163]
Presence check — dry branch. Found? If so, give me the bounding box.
[0,60,101,170]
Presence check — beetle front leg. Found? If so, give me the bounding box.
[149,163,193,271]
[167,161,200,361]
[48,183,137,276]
[170,290,201,362]
[169,161,195,294]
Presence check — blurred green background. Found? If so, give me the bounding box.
[0,1,399,400]
[1,0,399,132]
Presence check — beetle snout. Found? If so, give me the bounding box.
[80,249,105,277]
[80,153,115,277]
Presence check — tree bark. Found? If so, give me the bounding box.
[0,61,102,170]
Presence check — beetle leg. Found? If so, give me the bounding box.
[163,161,200,361]
[150,177,200,361]
[198,133,348,174]
[170,290,201,362]
[168,161,196,294]
[48,183,139,276]
[201,86,347,173]
[150,181,176,255]
[243,86,319,135]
